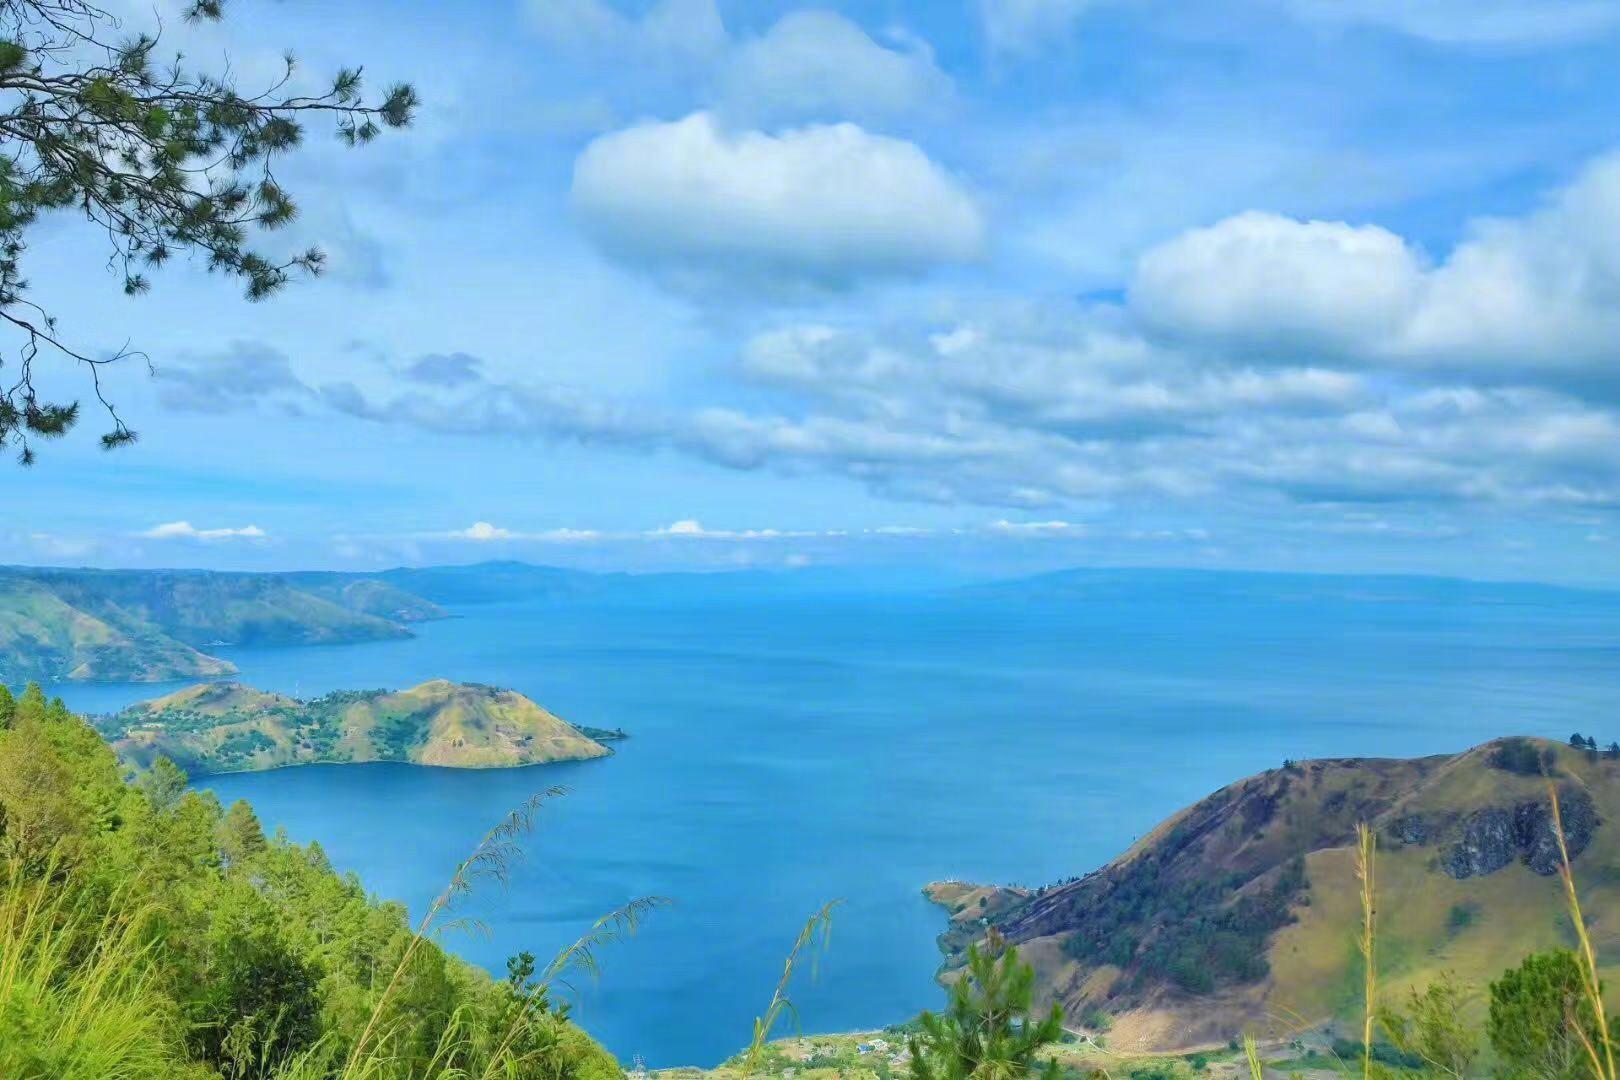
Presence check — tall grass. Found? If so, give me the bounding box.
[0,862,189,1080]
[1355,822,1377,1080]
[1549,782,1615,1080]
[742,901,841,1077]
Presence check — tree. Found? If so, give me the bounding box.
[0,684,13,728]
[139,754,188,812]
[909,935,1065,1080]
[0,0,416,463]
[1570,733,1586,749]
[218,798,265,866]
[1488,950,1605,1080]
[1382,974,1478,1080]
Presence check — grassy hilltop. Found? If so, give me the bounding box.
[0,568,445,683]
[929,736,1620,1052]
[99,679,613,776]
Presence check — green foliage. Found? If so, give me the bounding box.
[1381,974,1478,1079]
[908,939,1064,1080]
[1488,950,1607,1080]
[1061,857,1308,993]
[0,1,416,462]
[0,683,621,1079]
[1489,738,1555,776]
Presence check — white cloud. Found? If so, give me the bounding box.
[571,112,984,289]
[445,522,603,543]
[448,521,514,541]
[142,522,268,541]
[1131,212,1425,354]
[719,11,951,125]
[1130,152,1620,371]
[650,519,812,540]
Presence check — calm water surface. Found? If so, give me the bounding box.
[54,579,1620,1066]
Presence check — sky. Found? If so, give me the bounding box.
[6,0,1620,583]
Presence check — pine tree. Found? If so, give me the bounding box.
[0,0,417,462]
[218,798,266,865]
[909,934,1065,1080]
[16,682,46,723]
[0,685,14,729]
[139,755,188,813]
[1488,950,1603,1080]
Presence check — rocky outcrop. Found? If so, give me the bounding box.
[1441,789,1597,879]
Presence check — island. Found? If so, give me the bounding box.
[0,567,447,683]
[95,678,616,775]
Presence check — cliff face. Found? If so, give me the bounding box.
[928,738,1618,1053]
[104,679,612,775]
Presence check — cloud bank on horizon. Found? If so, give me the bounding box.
[10,0,1620,582]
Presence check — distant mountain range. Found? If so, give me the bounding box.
[927,736,1618,1052]
[0,567,445,683]
[97,678,612,775]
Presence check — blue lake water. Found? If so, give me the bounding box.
[52,573,1620,1067]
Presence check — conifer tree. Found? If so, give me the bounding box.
[0,0,417,462]
[218,798,266,865]
[909,934,1065,1080]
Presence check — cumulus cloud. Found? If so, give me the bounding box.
[1131,212,1425,354]
[1130,152,1620,373]
[527,1,949,126]
[571,112,983,289]
[449,521,513,541]
[142,522,267,541]
[719,11,951,125]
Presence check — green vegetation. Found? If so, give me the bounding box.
[0,682,623,1078]
[98,679,614,776]
[0,0,415,461]
[1491,738,1557,776]
[0,568,444,683]
[907,938,1063,1080]
[1060,856,1307,993]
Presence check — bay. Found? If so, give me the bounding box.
[51,571,1620,1067]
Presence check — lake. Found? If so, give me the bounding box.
[53,571,1620,1067]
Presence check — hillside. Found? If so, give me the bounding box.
[928,736,1620,1052]
[0,686,621,1079]
[0,567,446,683]
[101,678,613,774]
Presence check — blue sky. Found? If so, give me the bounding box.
[7,0,1620,583]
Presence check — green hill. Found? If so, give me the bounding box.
[928,736,1620,1052]
[100,679,613,775]
[0,568,446,683]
